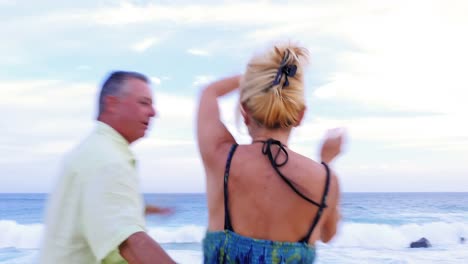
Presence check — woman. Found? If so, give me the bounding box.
[197,44,342,263]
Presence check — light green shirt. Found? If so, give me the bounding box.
[39,121,146,264]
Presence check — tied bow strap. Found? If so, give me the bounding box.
[256,138,324,207]
[260,138,289,167]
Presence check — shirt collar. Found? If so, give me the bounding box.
[95,121,136,166]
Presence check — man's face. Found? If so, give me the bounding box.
[116,78,156,143]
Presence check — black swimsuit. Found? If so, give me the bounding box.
[203,139,331,263]
[225,139,331,243]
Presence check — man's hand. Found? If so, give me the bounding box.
[145,205,174,216]
[320,128,345,164]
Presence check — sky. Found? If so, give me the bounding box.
[0,0,467,193]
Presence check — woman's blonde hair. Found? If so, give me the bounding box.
[240,43,309,129]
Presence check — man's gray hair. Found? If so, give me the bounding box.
[97,71,149,115]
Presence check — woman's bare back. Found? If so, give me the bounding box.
[205,141,339,245]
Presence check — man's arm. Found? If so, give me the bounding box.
[119,232,175,264]
[81,163,174,263]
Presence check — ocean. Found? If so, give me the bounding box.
[1,193,467,263]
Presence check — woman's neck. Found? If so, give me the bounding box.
[249,127,291,145]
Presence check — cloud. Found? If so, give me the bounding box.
[131,37,160,53]
[297,114,468,144]
[187,48,211,56]
[88,2,316,26]
[1,76,467,192]
[77,65,91,71]
[0,2,398,29]
[0,0,14,5]
[0,80,98,165]
[2,1,468,192]
[0,80,96,110]
[150,76,161,85]
[33,140,78,155]
[312,53,467,115]
[0,78,202,191]
[155,92,195,119]
[192,75,215,87]
[306,2,468,116]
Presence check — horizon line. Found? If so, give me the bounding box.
[1,191,467,194]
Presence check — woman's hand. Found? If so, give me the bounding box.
[320,128,346,164]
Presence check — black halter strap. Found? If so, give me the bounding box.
[255,139,331,243]
[299,161,331,243]
[254,139,323,207]
[223,144,238,231]
[222,140,331,243]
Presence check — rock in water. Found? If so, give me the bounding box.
[410,237,431,248]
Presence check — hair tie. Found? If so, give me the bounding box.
[271,50,297,88]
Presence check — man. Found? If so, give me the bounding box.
[39,71,175,264]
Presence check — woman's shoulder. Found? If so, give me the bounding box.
[202,141,238,174]
[286,150,339,199]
